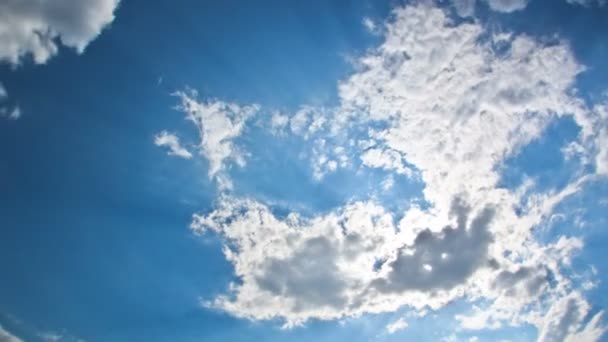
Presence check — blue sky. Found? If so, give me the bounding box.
[1,0,608,341]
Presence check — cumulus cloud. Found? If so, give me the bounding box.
[0,325,22,342]
[160,2,607,339]
[173,90,259,184]
[385,317,408,334]
[373,199,495,293]
[154,130,192,159]
[538,292,607,342]
[0,0,120,120]
[0,0,121,65]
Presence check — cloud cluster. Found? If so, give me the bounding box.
[159,2,607,339]
[157,91,259,189]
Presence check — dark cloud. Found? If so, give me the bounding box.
[373,197,495,293]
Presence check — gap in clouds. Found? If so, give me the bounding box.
[229,123,427,219]
[498,116,583,193]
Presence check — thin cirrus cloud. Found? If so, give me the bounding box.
[158,2,608,340]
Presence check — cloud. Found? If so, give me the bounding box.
[566,0,607,5]
[360,148,413,177]
[0,325,22,342]
[0,0,121,120]
[452,0,528,15]
[538,292,607,342]
[362,17,381,35]
[0,0,121,65]
[452,0,477,17]
[269,112,289,135]
[154,130,192,159]
[595,128,608,175]
[162,2,608,338]
[174,90,259,184]
[485,0,528,12]
[453,0,605,17]
[386,317,408,334]
[0,82,20,120]
[372,199,495,293]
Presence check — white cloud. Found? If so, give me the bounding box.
[386,317,408,334]
[485,0,528,12]
[566,0,607,5]
[0,82,18,120]
[363,17,380,35]
[381,175,395,191]
[164,2,608,339]
[0,324,22,342]
[595,128,608,175]
[154,130,192,159]
[453,0,605,17]
[360,148,412,177]
[538,292,607,342]
[174,90,259,182]
[269,111,289,135]
[453,0,477,16]
[0,0,121,65]
[0,0,121,120]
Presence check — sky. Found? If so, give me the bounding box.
[1,0,608,341]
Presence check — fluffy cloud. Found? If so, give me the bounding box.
[595,128,608,175]
[0,0,120,65]
[160,1,607,339]
[0,325,22,342]
[0,0,121,120]
[385,317,408,334]
[538,292,607,342]
[173,90,259,185]
[154,130,192,159]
